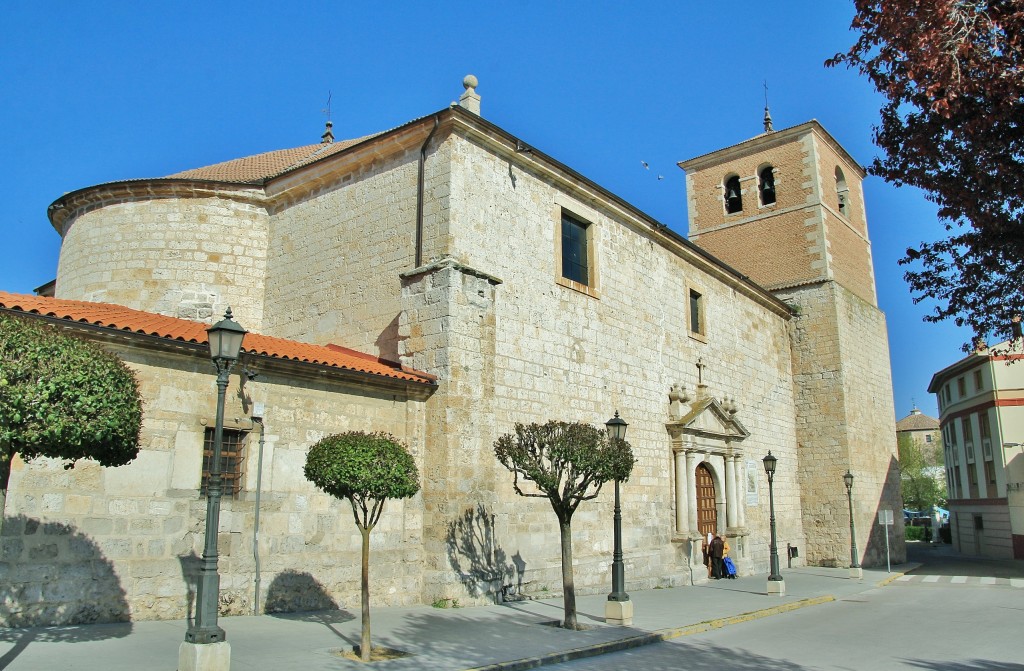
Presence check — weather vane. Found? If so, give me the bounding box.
[321,91,333,122]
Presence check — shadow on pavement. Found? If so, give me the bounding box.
[901,659,1024,670]
[562,639,816,671]
[0,515,133,669]
[905,541,1024,579]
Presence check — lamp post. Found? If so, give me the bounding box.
[604,411,632,626]
[182,308,247,668]
[763,451,785,595]
[844,470,863,578]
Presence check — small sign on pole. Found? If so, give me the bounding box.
[878,509,893,572]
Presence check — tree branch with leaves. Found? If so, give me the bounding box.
[0,314,143,534]
[828,1,1024,350]
[494,420,634,629]
[304,431,419,661]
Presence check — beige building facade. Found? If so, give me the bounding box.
[929,343,1024,559]
[1,80,904,627]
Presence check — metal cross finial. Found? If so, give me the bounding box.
[321,91,332,122]
[763,81,774,133]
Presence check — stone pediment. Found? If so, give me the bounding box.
[665,385,749,443]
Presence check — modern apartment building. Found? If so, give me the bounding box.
[929,343,1024,558]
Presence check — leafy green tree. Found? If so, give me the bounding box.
[897,432,947,512]
[827,2,1024,350]
[494,420,634,629]
[0,314,143,531]
[303,431,420,661]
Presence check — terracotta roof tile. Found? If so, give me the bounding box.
[164,133,382,184]
[895,410,939,431]
[0,292,434,386]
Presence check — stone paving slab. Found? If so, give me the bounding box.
[0,562,938,671]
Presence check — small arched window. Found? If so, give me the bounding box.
[758,166,776,205]
[724,175,742,214]
[835,166,849,216]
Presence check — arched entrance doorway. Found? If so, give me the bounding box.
[696,463,717,537]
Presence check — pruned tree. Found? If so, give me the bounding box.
[494,421,634,629]
[827,1,1024,350]
[303,431,419,661]
[0,314,143,533]
[897,432,947,512]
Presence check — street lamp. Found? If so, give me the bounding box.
[604,411,631,626]
[763,451,785,595]
[185,309,247,650]
[844,470,862,578]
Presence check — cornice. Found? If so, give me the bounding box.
[48,181,266,234]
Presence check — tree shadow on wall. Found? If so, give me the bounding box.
[0,514,132,668]
[265,570,355,643]
[446,504,524,602]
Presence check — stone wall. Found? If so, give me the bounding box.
[404,132,804,602]
[778,282,902,567]
[261,131,450,356]
[55,194,270,330]
[0,341,427,626]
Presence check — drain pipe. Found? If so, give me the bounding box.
[251,410,266,615]
[415,115,440,268]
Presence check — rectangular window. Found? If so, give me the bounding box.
[974,370,983,391]
[688,289,704,337]
[957,377,966,397]
[202,427,246,497]
[925,434,933,443]
[979,413,991,441]
[560,213,590,286]
[962,413,970,463]
[984,459,996,485]
[943,385,951,403]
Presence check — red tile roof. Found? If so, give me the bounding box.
[895,409,939,432]
[0,292,435,386]
[164,133,382,184]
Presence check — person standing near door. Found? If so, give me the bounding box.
[710,534,725,579]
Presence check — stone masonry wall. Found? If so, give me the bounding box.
[0,342,426,626]
[407,132,805,601]
[834,284,903,565]
[56,196,269,330]
[262,131,451,361]
[777,282,902,567]
[399,260,502,603]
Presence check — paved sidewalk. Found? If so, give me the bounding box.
[0,564,915,671]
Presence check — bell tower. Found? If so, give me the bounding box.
[679,121,903,569]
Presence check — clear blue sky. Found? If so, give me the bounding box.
[0,1,971,420]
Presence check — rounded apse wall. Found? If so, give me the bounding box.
[55,193,269,330]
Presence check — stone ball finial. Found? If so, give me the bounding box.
[463,74,478,91]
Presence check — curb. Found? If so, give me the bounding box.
[464,595,835,671]
[657,594,834,640]
[876,562,921,587]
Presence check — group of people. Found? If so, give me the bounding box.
[701,533,736,579]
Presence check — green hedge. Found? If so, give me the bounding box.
[905,526,925,541]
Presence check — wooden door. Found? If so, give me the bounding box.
[696,463,717,537]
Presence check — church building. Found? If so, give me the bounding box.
[0,77,904,626]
